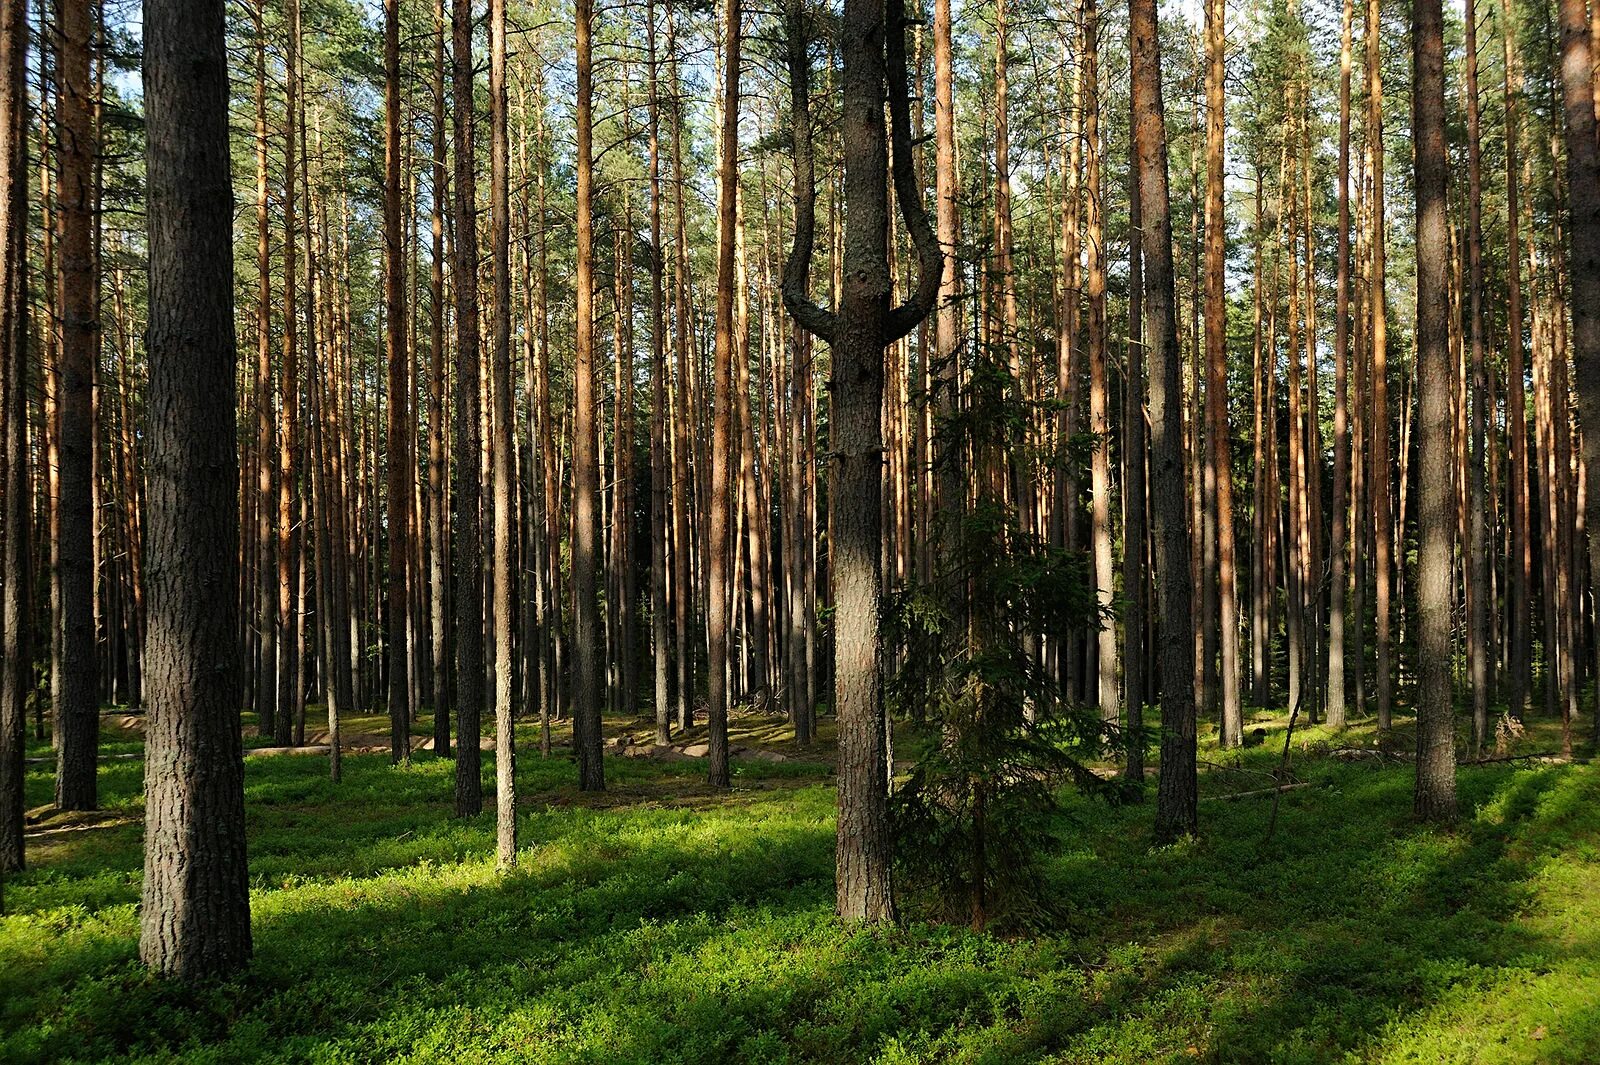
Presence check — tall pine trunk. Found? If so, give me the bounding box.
[138,0,252,974]
[1132,0,1198,842]
[1412,0,1456,822]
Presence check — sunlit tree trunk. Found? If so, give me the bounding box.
[1202,0,1237,744]
[572,0,606,790]
[55,0,97,810]
[488,0,517,861]
[1367,0,1394,732]
[707,0,740,788]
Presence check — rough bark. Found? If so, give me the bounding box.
[56,0,98,811]
[1131,0,1197,842]
[139,0,252,974]
[1412,0,1456,822]
[782,0,940,920]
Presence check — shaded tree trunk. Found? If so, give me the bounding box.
[782,0,939,921]
[56,0,98,811]
[1558,0,1600,743]
[1203,0,1238,744]
[1132,0,1197,842]
[0,0,30,881]
[451,0,484,816]
[1412,0,1456,822]
[138,0,252,974]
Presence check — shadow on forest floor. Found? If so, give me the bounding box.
[3,708,1600,1063]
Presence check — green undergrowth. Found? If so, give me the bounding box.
[3,707,1598,1063]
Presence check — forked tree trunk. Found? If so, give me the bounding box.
[782,0,939,921]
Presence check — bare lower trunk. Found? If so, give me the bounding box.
[451,0,484,815]
[1412,0,1456,822]
[572,0,606,791]
[139,0,252,973]
[1132,0,1197,842]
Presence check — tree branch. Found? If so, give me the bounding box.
[780,1,836,346]
[883,0,942,344]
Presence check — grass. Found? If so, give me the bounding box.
[3,707,1599,1063]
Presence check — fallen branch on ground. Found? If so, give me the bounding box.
[1207,781,1316,802]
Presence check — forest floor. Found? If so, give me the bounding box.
[3,701,1599,1064]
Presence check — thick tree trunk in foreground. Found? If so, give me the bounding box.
[782,0,939,921]
[1132,0,1197,842]
[139,0,252,975]
[1558,0,1600,743]
[1412,0,1456,823]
